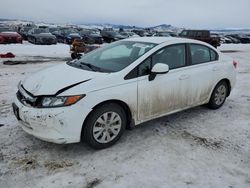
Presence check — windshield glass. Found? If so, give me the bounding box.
[33,28,48,34]
[69,41,156,72]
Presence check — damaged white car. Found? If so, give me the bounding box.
[12,37,237,149]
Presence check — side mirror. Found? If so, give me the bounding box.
[149,63,169,81]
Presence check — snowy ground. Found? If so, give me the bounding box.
[0,43,250,188]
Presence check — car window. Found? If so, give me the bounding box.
[138,58,151,76]
[180,31,187,37]
[190,44,211,64]
[196,31,203,37]
[210,49,217,61]
[151,44,186,69]
[137,44,186,77]
[188,31,196,37]
[100,45,132,60]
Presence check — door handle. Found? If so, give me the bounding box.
[179,74,189,80]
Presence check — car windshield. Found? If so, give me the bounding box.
[33,28,48,34]
[68,41,156,72]
[0,27,14,32]
[159,32,170,36]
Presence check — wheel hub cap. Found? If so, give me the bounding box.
[214,85,226,105]
[93,112,122,144]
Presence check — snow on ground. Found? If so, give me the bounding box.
[0,43,250,188]
[0,41,70,58]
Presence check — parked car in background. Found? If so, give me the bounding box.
[27,28,57,45]
[19,26,34,40]
[52,28,78,43]
[0,27,23,44]
[131,29,146,37]
[65,33,82,44]
[229,34,250,44]
[179,30,220,48]
[80,29,103,44]
[120,31,140,38]
[101,30,126,43]
[225,35,240,44]
[153,32,171,37]
[13,37,237,149]
[220,36,233,44]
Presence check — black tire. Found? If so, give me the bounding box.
[82,103,127,149]
[207,81,228,109]
[71,53,77,59]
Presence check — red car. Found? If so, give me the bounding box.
[0,32,23,44]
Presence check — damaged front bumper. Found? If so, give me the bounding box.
[13,96,92,144]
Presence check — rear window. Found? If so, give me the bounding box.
[190,44,218,65]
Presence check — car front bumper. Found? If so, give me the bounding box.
[13,96,92,144]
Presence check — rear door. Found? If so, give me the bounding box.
[184,43,219,106]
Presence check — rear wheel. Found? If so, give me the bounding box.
[207,81,228,109]
[82,103,127,149]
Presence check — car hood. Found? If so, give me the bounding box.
[0,32,20,37]
[22,63,106,96]
[115,34,126,39]
[32,33,55,38]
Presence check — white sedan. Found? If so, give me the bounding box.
[13,37,237,149]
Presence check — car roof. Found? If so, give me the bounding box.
[124,37,200,44]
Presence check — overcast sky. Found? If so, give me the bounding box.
[1,0,250,29]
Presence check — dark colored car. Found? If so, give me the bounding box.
[229,34,250,44]
[154,32,171,37]
[131,29,146,37]
[0,27,23,44]
[179,30,220,48]
[101,30,126,43]
[65,33,82,44]
[225,35,240,44]
[80,30,103,44]
[119,31,140,38]
[19,26,34,40]
[27,28,57,45]
[52,28,79,43]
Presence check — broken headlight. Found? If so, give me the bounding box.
[41,95,85,107]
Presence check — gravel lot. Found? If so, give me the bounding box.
[0,43,250,188]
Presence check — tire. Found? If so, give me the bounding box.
[82,103,127,149]
[71,53,77,59]
[207,81,228,109]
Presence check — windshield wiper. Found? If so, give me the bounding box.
[80,62,108,72]
[80,62,98,71]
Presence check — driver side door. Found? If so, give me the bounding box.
[137,44,190,122]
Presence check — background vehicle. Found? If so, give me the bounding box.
[27,28,57,45]
[0,27,23,44]
[51,28,78,43]
[179,30,221,48]
[65,33,82,44]
[13,38,236,149]
[19,26,34,40]
[80,29,103,44]
[101,30,126,43]
[120,31,140,38]
[153,32,171,37]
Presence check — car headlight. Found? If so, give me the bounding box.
[41,95,85,107]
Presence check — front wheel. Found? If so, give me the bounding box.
[82,103,127,149]
[207,81,228,109]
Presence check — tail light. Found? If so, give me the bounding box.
[233,60,238,69]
